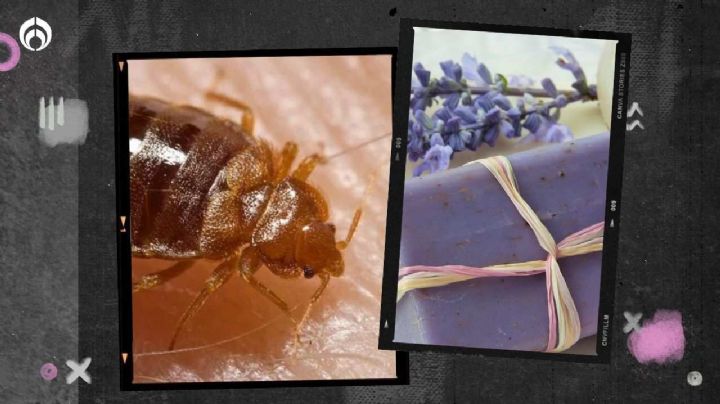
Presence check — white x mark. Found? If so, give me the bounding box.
[66,357,92,384]
[623,311,643,334]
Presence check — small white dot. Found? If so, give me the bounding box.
[687,371,702,386]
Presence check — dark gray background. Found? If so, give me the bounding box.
[1,0,718,402]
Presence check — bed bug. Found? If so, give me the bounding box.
[128,92,363,350]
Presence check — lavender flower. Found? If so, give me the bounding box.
[509,74,534,89]
[550,46,594,97]
[410,63,434,111]
[497,99,522,139]
[461,53,493,86]
[521,113,573,143]
[436,60,466,109]
[440,60,463,82]
[431,107,465,151]
[461,53,485,84]
[408,118,425,161]
[412,134,453,176]
[541,78,558,97]
[453,105,483,150]
[550,46,585,82]
[407,46,595,176]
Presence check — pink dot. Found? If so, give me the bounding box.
[627,309,685,365]
[40,362,57,381]
[0,33,21,72]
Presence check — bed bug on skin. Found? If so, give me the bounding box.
[128,92,362,350]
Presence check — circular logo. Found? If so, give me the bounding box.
[40,362,58,381]
[0,33,21,72]
[19,17,52,51]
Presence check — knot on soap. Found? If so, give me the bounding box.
[478,156,580,353]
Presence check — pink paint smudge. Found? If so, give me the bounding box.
[627,310,685,364]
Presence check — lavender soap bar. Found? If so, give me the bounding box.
[395,133,610,351]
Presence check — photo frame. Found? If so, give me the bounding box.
[378,19,631,363]
[113,47,409,389]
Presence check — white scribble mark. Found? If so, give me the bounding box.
[626,120,645,131]
[57,97,64,126]
[65,357,92,384]
[48,97,55,130]
[623,311,643,333]
[38,98,89,146]
[627,102,644,117]
[38,97,45,129]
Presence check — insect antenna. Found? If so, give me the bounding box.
[324,132,392,162]
[335,142,388,250]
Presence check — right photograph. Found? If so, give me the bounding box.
[387,22,630,358]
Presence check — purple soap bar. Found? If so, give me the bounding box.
[395,133,610,351]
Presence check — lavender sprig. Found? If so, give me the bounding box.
[408,47,597,176]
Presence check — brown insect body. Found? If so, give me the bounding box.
[129,95,358,349]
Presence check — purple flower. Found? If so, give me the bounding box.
[459,52,495,86]
[444,117,467,151]
[546,123,573,143]
[522,113,573,143]
[491,94,521,138]
[473,90,497,112]
[461,53,484,84]
[439,60,462,82]
[541,78,558,97]
[429,107,463,152]
[492,94,512,110]
[410,63,433,111]
[408,109,444,161]
[412,137,453,177]
[477,63,493,86]
[408,118,425,162]
[414,63,431,87]
[550,46,586,83]
[453,105,484,150]
[407,46,594,165]
[481,108,501,145]
[436,80,464,109]
[509,74,534,89]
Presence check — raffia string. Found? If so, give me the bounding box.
[397,156,604,352]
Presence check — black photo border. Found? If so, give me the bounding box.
[113,46,409,390]
[377,19,631,364]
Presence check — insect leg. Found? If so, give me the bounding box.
[294,273,330,343]
[238,247,297,324]
[204,91,255,135]
[168,258,238,350]
[291,153,326,181]
[132,261,195,292]
[336,208,363,250]
[274,142,299,182]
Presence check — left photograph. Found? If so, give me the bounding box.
[115,51,402,385]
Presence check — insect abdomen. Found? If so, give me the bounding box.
[129,96,255,257]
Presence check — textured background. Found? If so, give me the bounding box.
[1,0,719,403]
